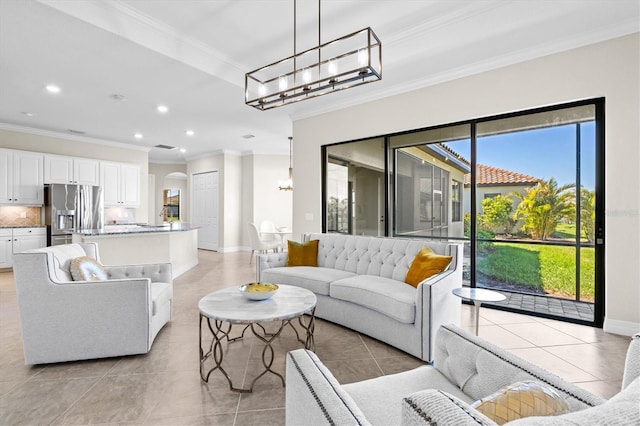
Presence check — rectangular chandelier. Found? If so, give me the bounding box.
[245,27,382,111]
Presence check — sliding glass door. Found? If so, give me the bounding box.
[322,99,604,326]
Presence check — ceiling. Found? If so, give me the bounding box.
[0,0,638,163]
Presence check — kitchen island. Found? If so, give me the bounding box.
[72,223,198,278]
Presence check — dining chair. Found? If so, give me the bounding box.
[248,222,281,264]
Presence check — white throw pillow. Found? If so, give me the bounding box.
[70,256,107,281]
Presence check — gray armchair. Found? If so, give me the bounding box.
[12,243,172,365]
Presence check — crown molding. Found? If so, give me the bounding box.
[0,123,151,152]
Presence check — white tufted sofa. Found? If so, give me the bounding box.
[13,243,173,364]
[257,233,463,362]
[286,324,640,425]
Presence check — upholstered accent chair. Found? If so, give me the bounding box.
[12,242,173,365]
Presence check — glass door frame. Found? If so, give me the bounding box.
[321,98,605,327]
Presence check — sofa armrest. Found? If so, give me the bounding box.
[286,349,371,426]
[401,389,496,426]
[256,252,288,281]
[104,263,173,283]
[415,243,463,361]
[622,334,640,390]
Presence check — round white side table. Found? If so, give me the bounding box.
[452,287,506,336]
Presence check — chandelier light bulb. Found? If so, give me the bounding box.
[303,68,312,84]
[328,59,338,76]
[358,48,369,67]
[279,75,288,92]
[258,84,266,97]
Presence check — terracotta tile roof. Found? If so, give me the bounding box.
[464,164,539,186]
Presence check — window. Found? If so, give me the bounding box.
[322,99,604,327]
[452,180,462,222]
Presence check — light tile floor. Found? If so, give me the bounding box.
[0,250,632,425]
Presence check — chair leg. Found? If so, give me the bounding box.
[249,250,254,264]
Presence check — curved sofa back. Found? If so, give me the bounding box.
[434,324,604,411]
[303,233,458,282]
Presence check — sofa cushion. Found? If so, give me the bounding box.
[261,266,356,296]
[471,380,569,424]
[70,256,107,281]
[287,239,319,267]
[344,365,475,426]
[507,376,640,425]
[405,246,453,287]
[150,282,172,316]
[330,275,417,324]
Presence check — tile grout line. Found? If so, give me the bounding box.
[359,333,385,376]
[48,357,125,425]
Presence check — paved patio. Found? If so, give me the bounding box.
[481,289,595,322]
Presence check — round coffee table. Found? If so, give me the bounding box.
[199,284,317,393]
[452,287,506,336]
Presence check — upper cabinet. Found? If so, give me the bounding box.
[0,149,44,205]
[100,161,140,207]
[44,155,100,186]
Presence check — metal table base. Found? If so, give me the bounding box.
[199,308,315,393]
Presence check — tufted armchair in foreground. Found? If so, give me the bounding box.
[13,243,173,365]
[286,324,640,425]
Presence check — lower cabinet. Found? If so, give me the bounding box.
[0,228,46,268]
[0,229,12,268]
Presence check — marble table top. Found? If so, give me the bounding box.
[199,284,317,323]
[452,287,506,303]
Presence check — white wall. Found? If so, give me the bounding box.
[293,33,640,335]
[251,154,293,236]
[0,127,150,222]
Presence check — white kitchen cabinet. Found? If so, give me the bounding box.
[100,161,140,207]
[44,155,100,186]
[0,149,44,205]
[0,228,46,268]
[12,228,46,254]
[0,229,12,268]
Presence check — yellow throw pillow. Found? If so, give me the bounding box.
[286,240,319,267]
[405,246,452,287]
[471,380,570,425]
[70,256,108,281]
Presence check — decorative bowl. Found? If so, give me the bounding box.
[240,283,279,301]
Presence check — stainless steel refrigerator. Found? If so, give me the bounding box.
[45,184,104,246]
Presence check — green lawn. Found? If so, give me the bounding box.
[477,242,595,300]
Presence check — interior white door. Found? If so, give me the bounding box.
[192,171,219,250]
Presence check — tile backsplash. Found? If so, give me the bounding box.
[0,206,42,227]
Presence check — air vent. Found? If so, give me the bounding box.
[154,144,177,150]
[68,129,85,135]
[242,134,255,139]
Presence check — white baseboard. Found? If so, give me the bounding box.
[603,318,640,336]
[216,246,244,253]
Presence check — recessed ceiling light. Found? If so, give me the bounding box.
[110,94,127,101]
[179,148,186,153]
[21,111,35,117]
[134,133,143,140]
[242,134,255,139]
[185,129,195,136]
[46,84,61,94]
[157,104,169,113]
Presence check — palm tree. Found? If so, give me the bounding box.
[513,178,576,240]
[580,188,596,242]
